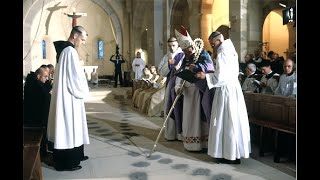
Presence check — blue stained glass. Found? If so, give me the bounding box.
[98,40,103,59]
[42,40,46,59]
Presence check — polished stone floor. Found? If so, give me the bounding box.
[42,86,296,180]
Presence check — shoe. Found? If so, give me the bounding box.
[55,165,82,171]
[41,152,54,167]
[218,158,241,164]
[81,156,89,161]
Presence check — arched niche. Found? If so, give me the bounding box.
[262,9,289,59]
[170,0,190,36]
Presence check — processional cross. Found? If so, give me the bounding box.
[64,8,87,27]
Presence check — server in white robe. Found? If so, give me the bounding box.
[47,26,90,171]
[274,59,296,97]
[203,31,251,164]
[132,52,145,79]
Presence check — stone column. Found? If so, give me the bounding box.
[200,2,213,50]
[230,0,247,62]
[189,0,201,39]
[153,0,163,66]
[247,0,264,55]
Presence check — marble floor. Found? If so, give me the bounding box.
[42,86,296,180]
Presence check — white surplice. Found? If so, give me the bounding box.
[274,72,296,97]
[132,57,145,79]
[205,39,251,160]
[47,46,90,149]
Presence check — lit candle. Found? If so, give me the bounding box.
[72,7,76,13]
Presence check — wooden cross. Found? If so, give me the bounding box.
[64,8,87,27]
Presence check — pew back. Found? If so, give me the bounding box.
[244,92,296,133]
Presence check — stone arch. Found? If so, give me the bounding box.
[132,1,154,65]
[132,2,145,51]
[262,1,296,59]
[170,0,190,36]
[262,9,290,59]
[23,0,123,74]
[91,0,123,51]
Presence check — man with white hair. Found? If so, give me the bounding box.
[242,63,260,92]
[274,59,296,97]
[196,31,251,164]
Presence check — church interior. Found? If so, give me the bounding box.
[23,0,296,179]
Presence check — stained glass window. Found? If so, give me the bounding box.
[42,40,46,59]
[98,40,103,60]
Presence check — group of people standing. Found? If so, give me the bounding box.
[161,26,251,164]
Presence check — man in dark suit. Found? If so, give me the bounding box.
[110,45,126,87]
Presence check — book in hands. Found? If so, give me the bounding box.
[253,80,261,86]
[175,69,199,83]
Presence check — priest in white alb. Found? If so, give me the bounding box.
[47,26,90,171]
[197,31,251,164]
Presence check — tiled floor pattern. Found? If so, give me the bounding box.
[42,87,296,180]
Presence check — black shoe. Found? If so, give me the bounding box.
[81,156,89,161]
[55,165,82,171]
[218,158,241,164]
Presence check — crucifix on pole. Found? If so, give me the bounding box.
[64,8,87,27]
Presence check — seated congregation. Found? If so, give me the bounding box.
[132,65,167,117]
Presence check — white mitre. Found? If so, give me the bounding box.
[175,26,193,49]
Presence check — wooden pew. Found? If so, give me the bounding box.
[243,92,296,162]
[23,127,43,180]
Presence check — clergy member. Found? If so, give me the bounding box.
[47,26,90,171]
[159,37,185,141]
[174,26,215,151]
[274,59,296,97]
[197,31,251,164]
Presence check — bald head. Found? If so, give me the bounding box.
[35,67,49,83]
[208,31,224,50]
